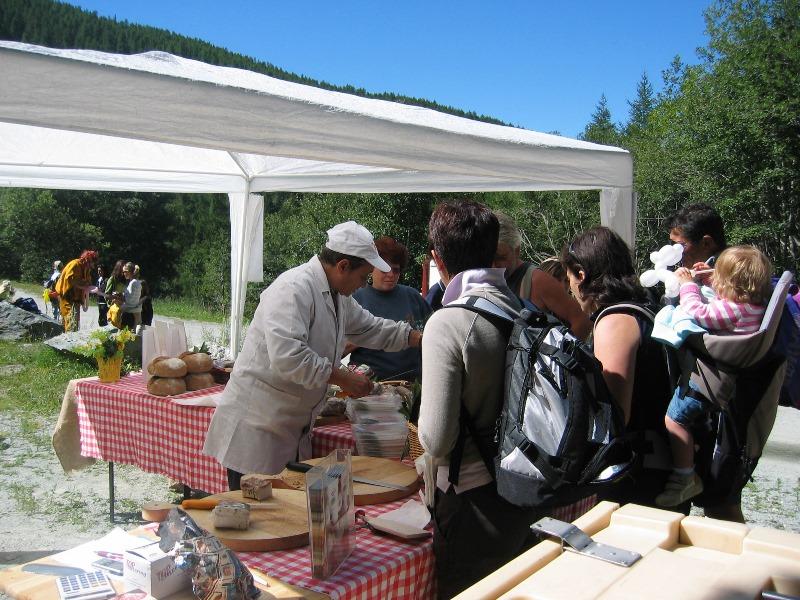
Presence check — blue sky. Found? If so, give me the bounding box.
[63,1,711,139]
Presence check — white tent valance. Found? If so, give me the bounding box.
[0,41,635,356]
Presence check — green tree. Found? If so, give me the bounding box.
[0,188,90,281]
[659,55,688,101]
[697,0,800,271]
[625,72,656,135]
[633,0,799,273]
[580,94,620,146]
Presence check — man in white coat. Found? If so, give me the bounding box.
[204,221,423,489]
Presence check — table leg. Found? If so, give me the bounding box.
[108,461,115,523]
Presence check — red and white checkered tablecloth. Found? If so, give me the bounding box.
[312,423,356,457]
[240,498,434,600]
[75,372,230,493]
[74,373,359,493]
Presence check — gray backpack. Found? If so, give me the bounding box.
[445,296,634,508]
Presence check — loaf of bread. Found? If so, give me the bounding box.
[212,501,250,530]
[241,474,274,501]
[148,356,188,378]
[147,376,187,396]
[179,351,213,373]
[185,372,215,391]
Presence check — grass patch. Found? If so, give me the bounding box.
[151,295,226,323]
[8,482,38,514]
[0,340,95,415]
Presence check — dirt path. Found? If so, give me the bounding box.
[23,291,226,350]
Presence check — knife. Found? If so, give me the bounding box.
[181,499,276,510]
[22,563,86,576]
[286,461,409,490]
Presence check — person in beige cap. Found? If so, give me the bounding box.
[204,221,422,489]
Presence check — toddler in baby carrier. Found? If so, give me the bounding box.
[680,271,794,509]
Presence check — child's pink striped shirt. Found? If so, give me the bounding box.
[679,282,765,334]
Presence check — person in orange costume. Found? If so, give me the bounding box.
[55,250,99,332]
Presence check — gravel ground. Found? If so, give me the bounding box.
[0,411,180,558]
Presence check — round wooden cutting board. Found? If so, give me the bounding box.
[300,455,420,505]
[185,489,309,552]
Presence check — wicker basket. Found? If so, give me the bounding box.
[406,421,425,460]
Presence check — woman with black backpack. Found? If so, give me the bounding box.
[562,226,676,509]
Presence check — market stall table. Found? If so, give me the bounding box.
[0,497,434,599]
[60,373,358,519]
[240,497,434,599]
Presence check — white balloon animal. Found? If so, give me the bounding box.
[640,244,684,298]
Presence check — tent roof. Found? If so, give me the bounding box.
[0,41,636,357]
[0,41,632,195]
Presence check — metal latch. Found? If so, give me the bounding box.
[530,516,641,567]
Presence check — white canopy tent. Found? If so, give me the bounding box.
[0,41,635,356]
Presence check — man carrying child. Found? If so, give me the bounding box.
[656,245,773,507]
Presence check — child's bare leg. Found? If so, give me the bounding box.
[657,414,704,507]
[665,414,695,470]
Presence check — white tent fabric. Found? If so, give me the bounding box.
[0,41,635,356]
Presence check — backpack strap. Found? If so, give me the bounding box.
[441,295,517,485]
[448,396,498,485]
[520,264,535,299]
[446,295,517,322]
[594,302,684,459]
[594,302,682,381]
[594,302,656,330]
[503,425,572,486]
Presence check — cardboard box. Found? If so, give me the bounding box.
[123,542,190,598]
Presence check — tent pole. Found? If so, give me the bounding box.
[599,187,635,247]
[230,182,251,359]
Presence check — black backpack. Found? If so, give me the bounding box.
[12,297,41,315]
[444,296,634,508]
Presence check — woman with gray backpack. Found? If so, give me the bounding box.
[418,202,598,599]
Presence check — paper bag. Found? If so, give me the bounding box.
[143,319,188,379]
[142,327,158,381]
[166,320,188,358]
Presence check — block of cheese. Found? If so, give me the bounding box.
[240,474,274,501]
[212,501,250,530]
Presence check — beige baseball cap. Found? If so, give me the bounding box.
[325,221,391,272]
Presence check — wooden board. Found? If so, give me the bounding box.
[185,488,309,552]
[298,456,420,506]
